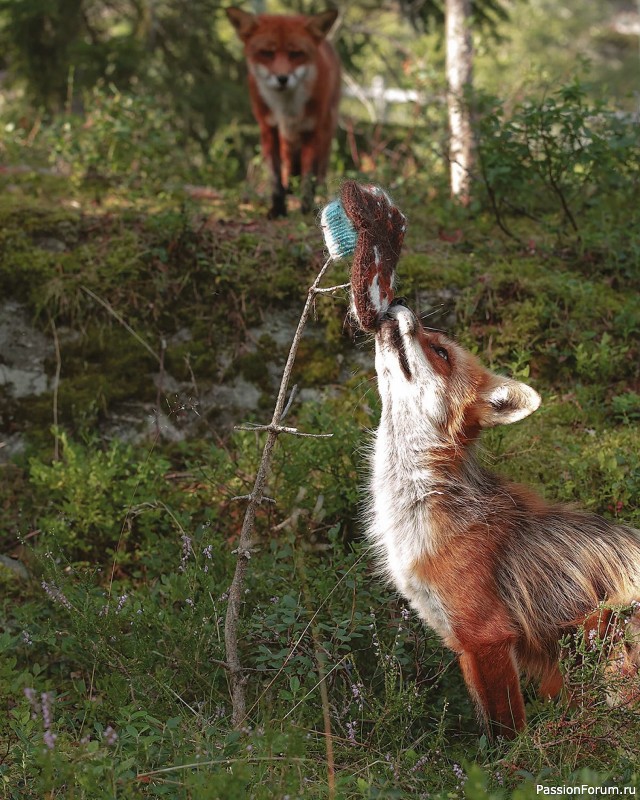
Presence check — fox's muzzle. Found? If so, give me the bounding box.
[378,315,413,380]
[378,297,411,326]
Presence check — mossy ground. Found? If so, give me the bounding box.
[1,148,639,798]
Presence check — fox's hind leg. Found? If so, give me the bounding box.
[459,642,526,739]
[539,664,564,699]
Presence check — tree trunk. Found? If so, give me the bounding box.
[446,0,474,205]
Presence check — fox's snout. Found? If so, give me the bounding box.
[375,303,423,384]
[379,297,410,322]
[254,64,307,92]
[378,299,415,331]
[377,301,419,343]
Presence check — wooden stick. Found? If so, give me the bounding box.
[49,314,62,461]
[224,259,347,728]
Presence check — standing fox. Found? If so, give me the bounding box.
[226,7,341,219]
[369,300,640,738]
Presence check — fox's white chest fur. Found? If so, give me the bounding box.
[367,406,454,642]
[365,304,545,649]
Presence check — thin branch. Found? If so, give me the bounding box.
[282,654,350,720]
[230,494,276,504]
[155,337,167,439]
[294,545,336,799]
[475,148,520,242]
[137,756,310,779]
[281,384,299,421]
[224,256,338,729]
[540,129,579,234]
[314,282,351,295]
[81,285,161,365]
[234,423,333,438]
[49,314,62,461]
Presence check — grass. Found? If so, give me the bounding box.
[1,99,639,798]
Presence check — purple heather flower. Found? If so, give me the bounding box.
[103,726,118,746]
[41,581,72,611]
[24,687,39,719]
[452,763,467,787]
[43,730,57,750]
[41,692,53,730]
[346,720,357,746]
[179,535,193,571]
[411,754,431,773]
[350,682,364,711]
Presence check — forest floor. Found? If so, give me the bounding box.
[1,159,639,798]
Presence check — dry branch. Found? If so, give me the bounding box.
[49,314,62,461]
[224,257,348,728]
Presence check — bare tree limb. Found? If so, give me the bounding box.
[234,423,334,438]
[49,314,62,462]
[224,260,346,728]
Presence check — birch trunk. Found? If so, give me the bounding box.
[446,0,474,204]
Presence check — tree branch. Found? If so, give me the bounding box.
[223,261,345,728]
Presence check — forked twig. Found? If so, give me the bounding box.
[224,257,347,729]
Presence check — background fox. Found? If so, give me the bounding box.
[226,7,341,219]
[369,299,640,738]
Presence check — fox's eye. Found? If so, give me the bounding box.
[288,50,305,59]
[431,345,449,361]
[259,50,275,59]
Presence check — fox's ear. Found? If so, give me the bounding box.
[306,9,339,40]
[226,7,258,40]
[479,376,541,427]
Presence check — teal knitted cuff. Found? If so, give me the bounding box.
[320,199,358,261]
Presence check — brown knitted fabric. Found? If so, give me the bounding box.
[341,180,407,331]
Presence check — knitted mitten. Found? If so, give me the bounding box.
[320,180,407,331]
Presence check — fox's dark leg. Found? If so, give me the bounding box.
[459,642,526,739]
[299,133,321,214]
[259,123,286,218]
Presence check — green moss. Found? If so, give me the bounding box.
[235,350,271,387]
[0,192,81,233]
[6,325,158,447]
[484,393,640,524]
[164,340,217,382]
[292,338,341,386]
[400,250,477,293]
[448,257,639,386]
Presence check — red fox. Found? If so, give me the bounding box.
[368,300,640,738]
[226,7,341,219]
